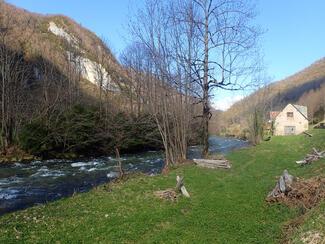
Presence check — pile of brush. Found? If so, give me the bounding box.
[267,170,325,209]
[296,148,325,166]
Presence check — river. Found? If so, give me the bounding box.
[0,136,248,215]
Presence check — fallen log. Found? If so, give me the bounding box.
[303,131,313,137]
[193,159,231,169]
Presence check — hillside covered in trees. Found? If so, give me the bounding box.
[0,1,186,161]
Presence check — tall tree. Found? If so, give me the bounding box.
[189,0,260,157]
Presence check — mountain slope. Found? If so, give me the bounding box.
[1,1,125,99]
[0,1,153,158]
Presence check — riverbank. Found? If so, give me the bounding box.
[0,146,36,164]
[0,130,324,243]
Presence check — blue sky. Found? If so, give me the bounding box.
[6,0,325,110]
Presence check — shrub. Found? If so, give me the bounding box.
[19,120,52,156]
[19,105,162,158]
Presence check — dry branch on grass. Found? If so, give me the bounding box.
[296,148,325,165]
[154,175,190,201]
[303,131,313,137]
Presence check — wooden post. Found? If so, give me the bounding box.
[176,175,190,198]
[115,147,124,178]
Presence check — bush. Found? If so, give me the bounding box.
[19,120,52,156]
[105,112,161,153]
[55,105,102,155]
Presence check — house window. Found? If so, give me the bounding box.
[287,112,293,118]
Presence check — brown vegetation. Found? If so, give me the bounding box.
[0,1,158,160]
[267,175,325,210]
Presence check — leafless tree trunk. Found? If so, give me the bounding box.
[92,41,110,116]
[62,37,83,109]
[245,66,272,144]
[188,0,260,157]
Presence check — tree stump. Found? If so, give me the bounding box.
[176,175,190,198]
[267,170,295,199]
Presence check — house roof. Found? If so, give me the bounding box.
[270,104,308,120]
[292,104,308,119]
[270,111,280,120]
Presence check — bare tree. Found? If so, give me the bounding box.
[0,2,31,151]
[120,42,147,116]
[246,80,272,144]
[126,0,202,171]
[62,36,83,109]
[92,40,110,115]
[188,0,260,157]
[126,0,260,168]
[32,48,65,124]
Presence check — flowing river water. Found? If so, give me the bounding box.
[0,136,248,215]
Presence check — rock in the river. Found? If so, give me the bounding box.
[106,172,119,179]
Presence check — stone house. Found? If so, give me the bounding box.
[270,104,309,135]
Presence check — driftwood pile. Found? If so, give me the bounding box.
[154,188,177,201]
[296,148,325,165]
[267,170,325,209]
[154,175,190,201]
[193,159,231,169]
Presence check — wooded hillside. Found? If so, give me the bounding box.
[0,1,160,160]
[216,58,325,137]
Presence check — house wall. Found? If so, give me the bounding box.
[274,104,309,135]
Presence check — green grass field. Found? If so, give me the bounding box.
[0,130,324,243]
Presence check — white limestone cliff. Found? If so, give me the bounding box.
[48,22,118,92]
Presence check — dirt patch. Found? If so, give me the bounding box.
[282,215,307,244]
[267,176,325,209]
[300,231,325,244]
